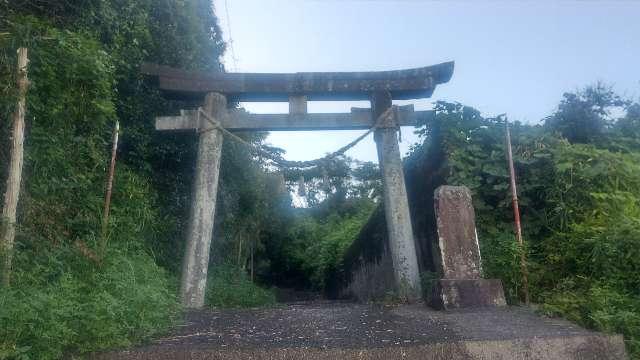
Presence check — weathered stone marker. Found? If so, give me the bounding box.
[180,93,226,308]
[372,91,421,299]
[142,62,454,307]
[429,185,506,309]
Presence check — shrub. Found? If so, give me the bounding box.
[205,264,276,309]
[0,250,179,360]
[287,199,375,290]
[541,281,640,357]
[417,101,640,358]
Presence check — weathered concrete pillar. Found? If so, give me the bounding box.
[429,185,506,309]
[372,91,422,300]
[180,92,226,308]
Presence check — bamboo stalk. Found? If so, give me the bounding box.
[100,121,119,258]
[251,227,259,282]
[1,48,29,287]
[237,231,244,269]
[505,117,530,304]
[250,236,255,282]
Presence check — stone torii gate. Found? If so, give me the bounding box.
[142,62,454,308]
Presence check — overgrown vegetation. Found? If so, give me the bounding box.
[1,1,639,359]
[206,264,276,309]
[409,87,640,356]
[0,251,178,359]
[0,2,275,359]
[0,2,377,357]
[287,198,376,290]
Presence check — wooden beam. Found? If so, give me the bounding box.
[155,105,435,132]
[141,62,454,102]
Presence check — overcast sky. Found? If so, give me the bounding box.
[214,0,639,163]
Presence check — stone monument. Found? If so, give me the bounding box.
[429,185,506,309]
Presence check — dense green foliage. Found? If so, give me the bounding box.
[287,198,376,290]
[410,90,640,356]
[205,264,276,309]
[1,1,639,358]
[0,251,178,359]
[257,159,380,292]
[0,2,279,359]
[0,18,183,359]
[0,2,375,357]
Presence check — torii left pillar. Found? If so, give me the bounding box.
[180,92,226,308]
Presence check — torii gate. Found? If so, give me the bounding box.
[142,62,454,308]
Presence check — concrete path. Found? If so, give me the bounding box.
[95,302,627,360]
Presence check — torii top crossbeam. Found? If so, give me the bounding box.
[141,62,454,102]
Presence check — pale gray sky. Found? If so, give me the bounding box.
[215,0,639,163]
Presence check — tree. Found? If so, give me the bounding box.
[614,102,640,139]
[349,161,381,200]
[544,83,629,144]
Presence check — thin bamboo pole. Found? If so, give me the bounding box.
[505,117,530,304]
[250,235,255,282]
[1,48,29,287]
[100,121,119,257]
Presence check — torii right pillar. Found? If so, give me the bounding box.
[372,91,422,301]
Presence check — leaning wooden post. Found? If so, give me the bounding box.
[1,47,29,287]
[100,121,119,257]
[180,93,226,308]
[371,91,422,300]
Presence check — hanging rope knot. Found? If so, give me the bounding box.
[378,105,396,127]
[196,108,221,134]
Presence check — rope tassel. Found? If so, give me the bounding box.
[297,176,306,197]
[321,168,330,192]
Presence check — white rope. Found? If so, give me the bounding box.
[197,106,398,169]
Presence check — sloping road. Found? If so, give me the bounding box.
[95,301,627,359]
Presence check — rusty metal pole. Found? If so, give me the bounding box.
[505,117,530,304]
[100,121,119,257]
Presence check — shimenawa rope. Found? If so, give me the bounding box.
[196,106,399,169]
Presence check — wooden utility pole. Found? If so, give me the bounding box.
[1,47,29,286]
[100,121,119,257]
[505,117,530,304]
